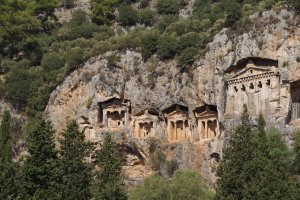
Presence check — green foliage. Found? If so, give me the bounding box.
[0,110,13,164]
[60,10,101,40]
[91,0,120,25]
[129,170,214,200]
[0,4,40,58]
[93,25,114,41]
[41,52,64,72]
[92,133,127,200]
[61,0,76,8]
[215,108,293,200]
[129,175,170,200]
[21,119,61,199]
[157,35,178,60]
[294,131,300,174]
[288,0,300,12]
[139,9,156,26]
[31,0,59,32]
[139,0,150,8]
[140,30,159,60]
[215,105,253,200]
[65,47,84,73]
[155,15,178,32]
[156,0,181,15]
[106,53,121,67]
[178,47,198,67]
[59,120,93,200]
[0,110,17,199]
[4,60,43,110]
[169,170,214,200]
[117,4,138,26]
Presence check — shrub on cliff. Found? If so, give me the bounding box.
[139,9,156,26]
[156,0,181,15]
[157,35,178,60]
[117,4,138,26]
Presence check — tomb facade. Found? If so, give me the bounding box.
[133,110,159,138]
[290,80,300,121]
[99,97,130,130]
[163,104,190,142]
[194,105,219,140]
[225,57,279,118]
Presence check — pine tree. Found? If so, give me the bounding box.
[294,131,300,175]
[242,113,269,199]
[92,133,127,200]
[59,120,93,200]
[0,110,16,199]
[291,131,300,200]
[21,119,61,200]
[216,108,293,200]
[215,105,254,200]
[262,128,291,200]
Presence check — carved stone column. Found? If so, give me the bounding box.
[216,119,220,136]
[205,120,208,139]
[125,109,129,127]
[174,121,177,141]
[183,120,186,140]
[167,120,171,141]
[134,121,140,138]
[103,110,107,127]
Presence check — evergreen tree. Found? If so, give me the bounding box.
[216,108,293,200]
[92,133,127,200]
[294,131,300,175]
[60,120,93,200]
[215,105,254,200]
[262,128,292,200]
[242,113,269,199]
[21,119,61,200]
[0,110,13,165]
[291,131,300,200]
[0,110,16,199]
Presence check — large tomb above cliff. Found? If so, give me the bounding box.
[194,105,220,141]
[162,103,190,142]
[225,57,279,118]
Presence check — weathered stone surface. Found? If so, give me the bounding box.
[45,9,300,187]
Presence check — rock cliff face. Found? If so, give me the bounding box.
[45,9,300,187]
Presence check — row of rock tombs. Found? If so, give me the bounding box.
[97,57,300,142]
[98,98,220,142]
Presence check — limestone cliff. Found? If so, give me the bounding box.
[45,9,300,187]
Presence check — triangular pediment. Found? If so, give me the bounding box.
[230,66,271,79]
[198,110,215,116]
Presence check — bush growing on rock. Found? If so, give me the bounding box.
[156,0,181,15]
[139,9,156,26]
[41,52,64,72]
[157,35,178,60]
[178,47,198,67]
[117,4,138,26]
